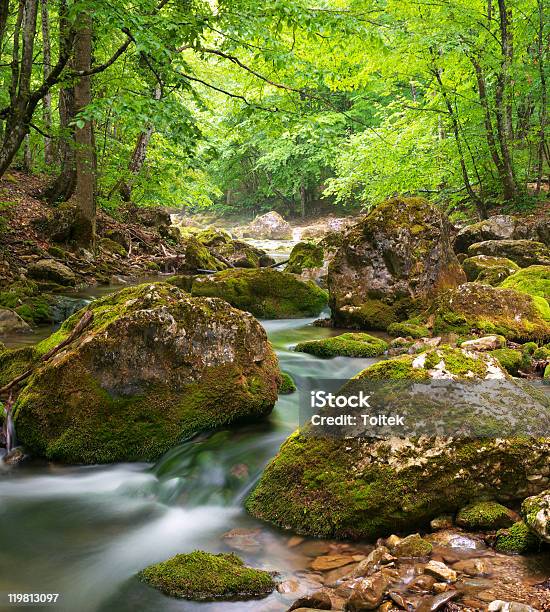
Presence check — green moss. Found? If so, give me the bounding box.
[98,237,128,257]
[0,346,37,387]
[387,320,430,339]
[286,242,324,274]
[0,280,52,325]
[456,501,514,530]
[196,228,232,247]
[279,372,296,394]
[294,333,388,358]
[191,268,328,319]
[500,265,550,300]
[429,283,550,342]
[533,346,550,360]
[544,364,550,381]
[462,255,519,284]
[490,348,524,376]
[392,533,433,557]
[495,521,539,554]
[138,551,275,600]
[183,237,227,272]
[47,245,68,259]
[423,346,488,378]
[522,342,539,355]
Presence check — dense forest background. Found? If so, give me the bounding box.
[0,0,548,247]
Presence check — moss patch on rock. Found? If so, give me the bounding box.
[138,551,275,601]
[294,333,388,358]
[387,320,430,339]
[500,266,550,302]
[462,255,519,285]
[279,372,297,394]
[489,348,526,376]
[13,283,280,464]
[468,240,550,268]
[521,490,550,543]
[286,242,324,274]
[495,521,540,554]
[429,283,550,342]
[456,501,515,530]
[183,237,227,272]
[191,268,328,319]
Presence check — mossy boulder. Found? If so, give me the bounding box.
[294,333,388,358]
[0,346,36,387]
[392,533,433,557]
[468,240,550,268]
[462,255,519,285]
[456,501,516,530]
[13,283,280,463]
[182,237,227,272]
[521,490,550,543]
[279,372,297,394]
[191,268,328,319]
[196,229,274,268]
[429,283,550,342]
[98,237,127,257]
[138,551,275,601]
[495,521,539,554]
[489,348,525,376]
[387,320,430,339]
[454,215,517,253]
[286,242,324,275]
[328,197,465,330]
[500,266,550,302]
[247,347,550,539]
[240,211,292,240]
[27,259,76,287]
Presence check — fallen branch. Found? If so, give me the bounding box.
[269,259,289,268]
[0,310,94,396]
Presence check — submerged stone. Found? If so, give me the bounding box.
[138,551,275,600]
[13,283,280,463]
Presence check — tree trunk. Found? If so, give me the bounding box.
[535,0,547,194]
[300,181,307,218]
[0,0,9,50]
[41,0,54,165]
[22,134,32,173]
[119,84,161,201]
[73,13,96,248]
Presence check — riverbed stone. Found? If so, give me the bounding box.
[13,282,280,463]
[196,229,275,268]
[0,308,31,334]
[521,489,550,542]
[327,197,465,330]
[460,335,506,351]
[191,268,328,319]
[428,282,550,341]
[138,550,275,600]
[240,211,293,240]
[27,259,76,286]
[424,560,457,583]
[294,333,388,358]
[247,347,550,539]
[456,501,516,530]
[468,240,550,268]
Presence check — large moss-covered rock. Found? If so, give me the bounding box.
[181,237,227,272]
[247,348,550,539]
[138,551,275,600]
[521,490,550,543]
[294,333,388,358]
[196,229,274,268]
[191,268,328,319]
[328,197,465,330]
[462,255,519,285]
[286,242,324,275]
[27,259,76,286]
[456,501,516,530]
[495,521,540,554]
[240,211,292,240]
[468,240,550,268]
[500,266,550,302]
[13,283,280,463]
[429,283,550,342]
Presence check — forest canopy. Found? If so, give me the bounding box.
[0,0,548,245]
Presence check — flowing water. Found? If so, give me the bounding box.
[0,308,380,612]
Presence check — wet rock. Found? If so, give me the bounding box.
[424,561,457,583]
[488,601,538,612]
[196,229,275,268]
[288,590,332,610]
[391,533,433,558]
[521,489,550,542]
[468,240,550,268]
[27,258,76,286]
[415,591,459,612]
[191,268,328,319]
[451,558,488,577]
[240,211,292,240]
[288,536,305,548]
[14,283,280,463]
[494,521,540,554]
[221,528,262,552]
[311,554,357,572]
[2,447,26,465]
[456,501,516,530]
[0,308,31,334]
[350,546,395,578]
[295,333,388,359]
[430,516,453,531]
[408,574,437,593]
[278,579,301,594]
[345,572,387,611]
[328,197,465,330]
[460,336,506,351]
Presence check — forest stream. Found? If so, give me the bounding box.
[1,235,550,612]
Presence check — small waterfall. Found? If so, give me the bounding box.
[2,399,16,453]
